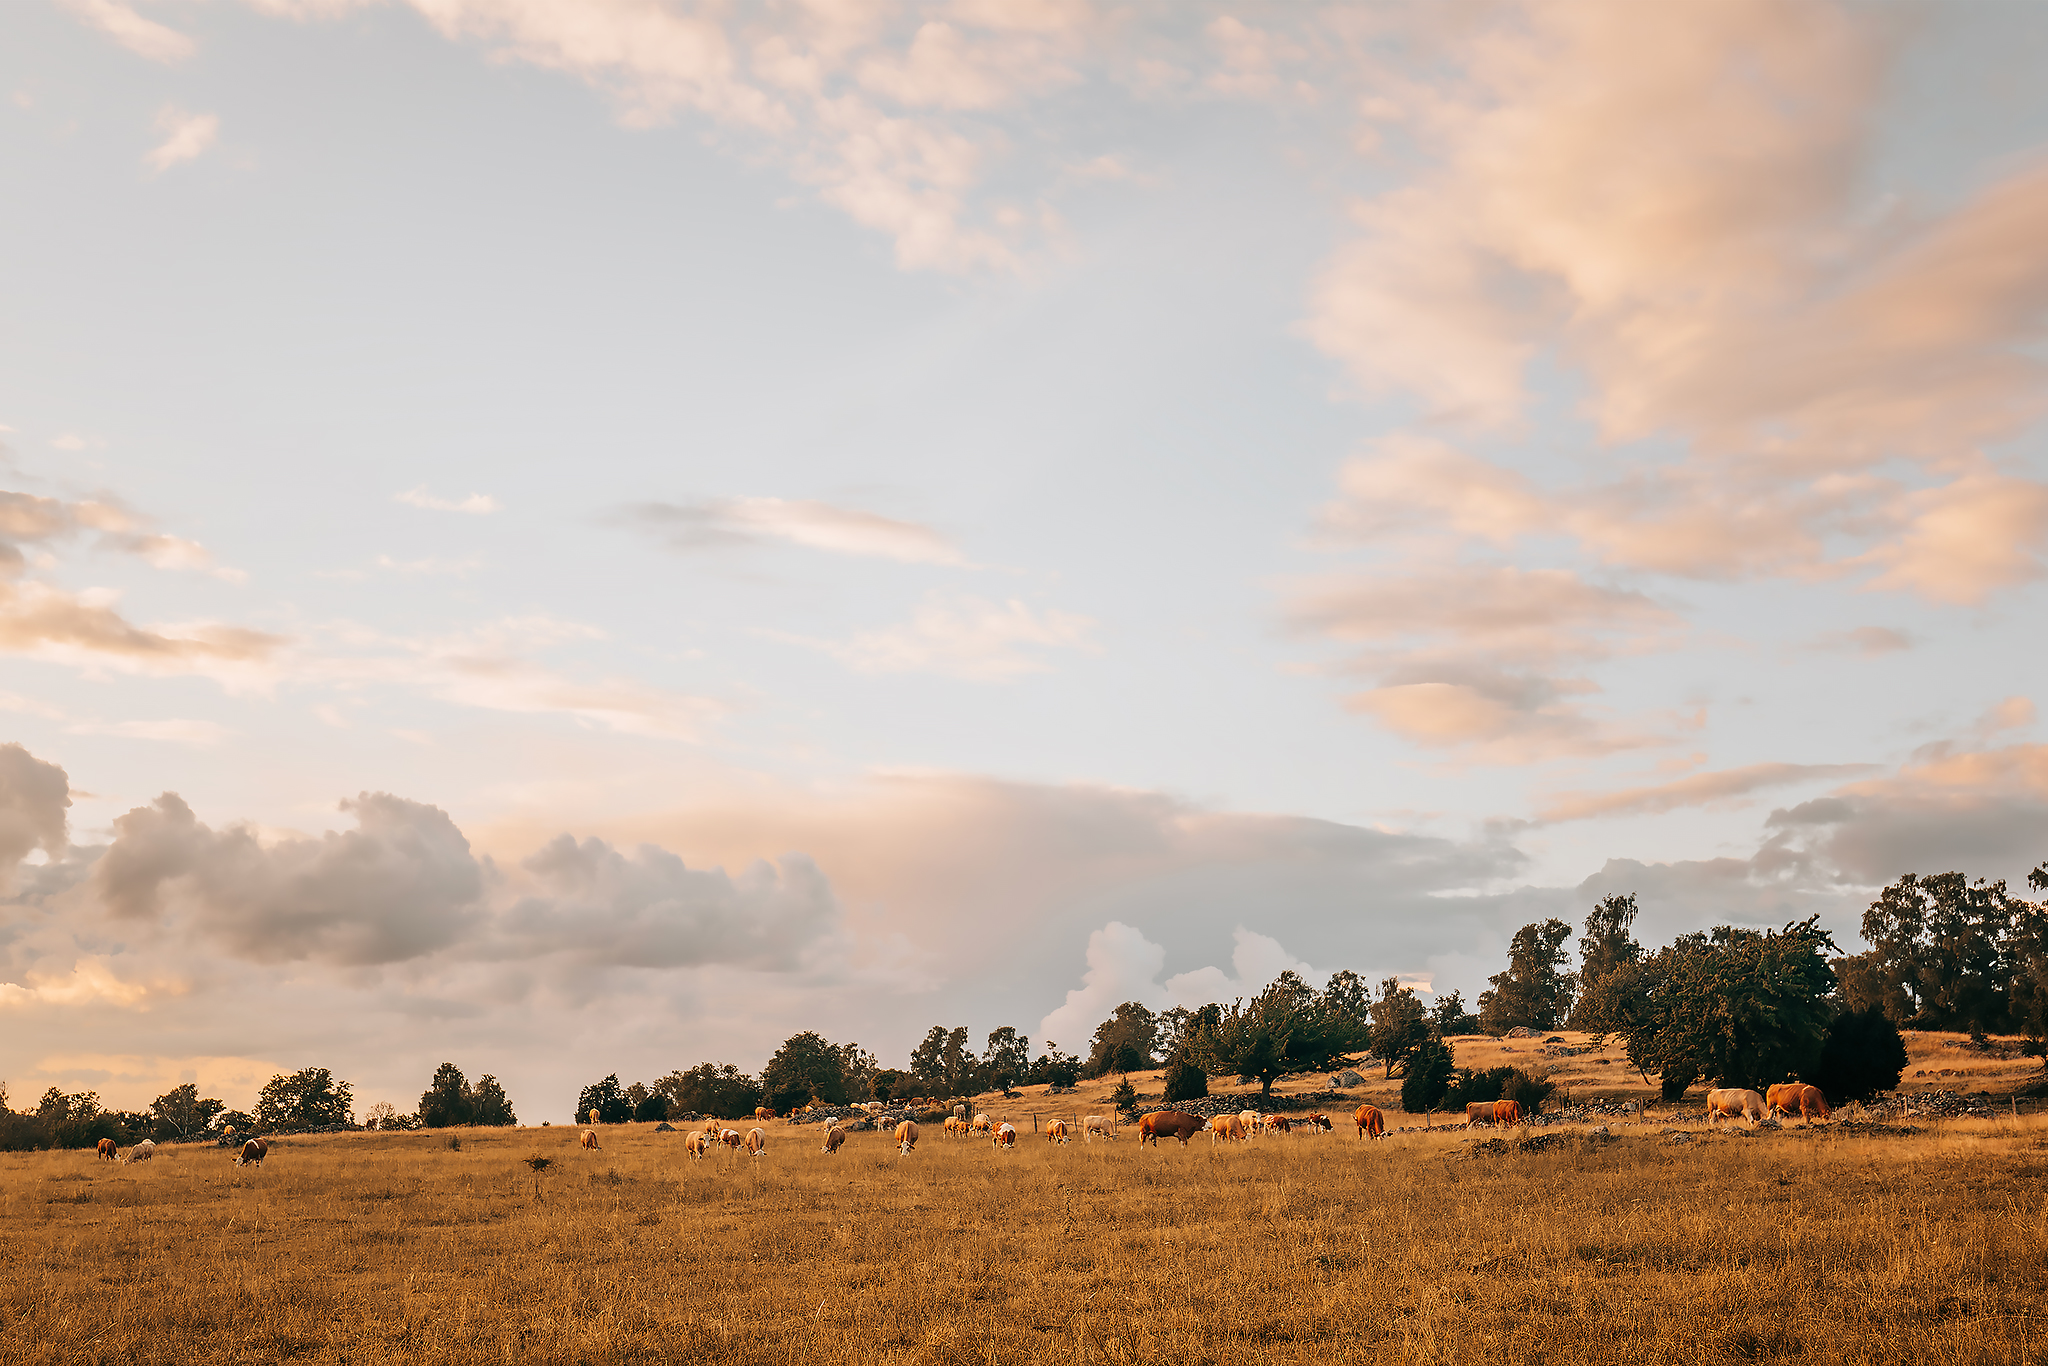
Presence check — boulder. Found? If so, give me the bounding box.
[1330,1070,1366,1088]
[653,1122,676,1133]
[1506,1026,1538,1039]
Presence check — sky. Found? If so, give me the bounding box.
[2,0,2045,1122]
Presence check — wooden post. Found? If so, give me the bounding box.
[1032,1113,1039,1133]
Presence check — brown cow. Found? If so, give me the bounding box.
[1766,1083,1831,1125]
[745,1127,767,1157]
[895,1120,919,1154]
[1208,1114,1247,1143]
[1355,1104,1385,1139]
[1465,1102,1497,1127]
[588,1108,601,1127]
[1705,1088,1767,1128]
[1791,1083,1831,1124]
[95,1138,117,1161]
[234,1137,266,1166]
[755,1107,777,1122]
[1045,1118,1070,1144]
[1138,1111,1205,1146]
[580,1129,601,1151]
[822,1126,848,1155]
[684,1131,710,1159]
[719,1128,744,1149]
[971,1113,993,1135]
[1492,1099,1523,1126]
[1303,1113,1332,1133]
[1264,1115,1292,1135]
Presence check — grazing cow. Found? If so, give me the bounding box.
[746,1128,767,1157]
[127,1139,157,1164]
[1138,1111,1206,1146]
[1208,1114,1247,1144]
[1766,1083,1831,1125]
[895,1120,919,1155]
[1492,1099,1523,1127]
[1355,1105,1385,1139]
[588,1108,601,1127]
[1045,1119,1070,1144]
[755,1107,777,1122]
[1082,1115,1116,1142]
[942,1116,963,1136]
[1791,1083,1831,1124]
[1238,1109,1262,1137]
[822,1126,848,1155]
[233,1138,264,1166]
[1264,1115,1292,1135]
[1303,1113,1332,1134]
[684,1131,710,1159]
[952,1103,967,1121]
[993,1123,1017,1149]
[1705,1088,1767,1128]
[95,1138,117,1162]
[719,1128,744,1149]
[971,1113,993,1135]
[580,1129,600,1152]
[1465,1102,1497,1127]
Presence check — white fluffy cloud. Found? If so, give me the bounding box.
[144,106,219,173]
[627,497,965,565]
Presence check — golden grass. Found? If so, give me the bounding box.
[6,1114,2047,1365]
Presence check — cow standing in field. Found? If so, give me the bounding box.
[1208,1114,1247,1144]
[971,1114,993,1136]
[1355,1105,1385,1139]
[895,1120,919,1155]
[755,1107,777,1123]
[1045,1119,1069,1143]
[1492,1099,1523,1126]
[580,1130,601,1152]
[1138,1111,1205,1146]
[993,1123,1017,1150]
[1303,1113,1332,1134]
[1766,1083,1831,1125]
[1706,1089,1767,1128]
[95,1138,117,1161]
[233,1138,264,1166]
[746,1128,767,1157]
[1465,1102,1497,1127]
[588,1108,601,1127]
[126,1140,157,1164]
[822,1126,848,1155]
[685,1131,711,1159]
[719,1128,743,1150]
[1238,1109,1262,1137]
[1264,1115,1291,1135]
[1083,1115,1116,1142]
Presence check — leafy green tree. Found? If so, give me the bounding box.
[1084,1003,1160,1079]
[419,1063,473,1128]
[1368,977,1430,1078]
[1831,950,1913,1022]
[1478,919,1578,1033]
[2008,864,2048,1065]
[632,1092,669,1122]
[575,1074,632,1125]
[1862,872,2018,1034]
[1569,894,1643,1027]
[1183,971,1369,1098]
[868,1069,906,1102]
[1583,918,1837,1093]
[1161,1052,1208,1104]
[257,1067,353,1132]
[1322,971,1372,1036]
[469,1075,516,1127]
[1400,1034,1455,1113]
[1029,1042,1083,1088]
[1108,1078,1138,1112]
[653,1064,761,1118]
[148,1083,224,1141]
[1808,1005,1908,1103]
[1445,1065,1554,1116]
[1431,990,1479,1036]
[909,1026,980,1096]
[761,1031,853,1111]
[981,1028,1032,1094]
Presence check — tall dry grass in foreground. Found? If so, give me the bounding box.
[4,1118,2045,1365]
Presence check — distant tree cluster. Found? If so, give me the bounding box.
[417,1063,517,1128]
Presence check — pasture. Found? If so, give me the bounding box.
[4,1113,2045,1365]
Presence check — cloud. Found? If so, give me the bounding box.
[626,497,965,564]
[1037,920,1331,1048]
[65,718,233,746]
[58,0,194,63]
[394,487,501,515]
[778,592,1097,680]
[0,958,187,1010]
[1535,762,1878,824]
[0,743,71,885]
[0,488,239,580]
[0,581,283,686]
[144,106,219,173]
[1303,0,2048,603]
[1808,626,1912,656]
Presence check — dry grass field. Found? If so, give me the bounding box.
[6,1108,2047,1366]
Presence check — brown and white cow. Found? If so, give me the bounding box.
[822,1126,848,1155]
[1355,1104,1386,1139]
[1045,1118,1070,1144]
[971,1113,993,1135]
[580,1129,601,1152]
[1138,1111,1205,1146]
[95,1138,118,1161]
[719,1128,744,1149]
[746,1127,767,1157]
[895,1120,920,1155]
[993,1123,1017,1149]
[1237,1109,1262,1137]
[685,1131,711,1159]
[234,1137,265,1166]
[1264,1115,1292,1135]
[1706,1088,1767,1128]
[588,1108,601,1127]
[1303,1113,1333,1134]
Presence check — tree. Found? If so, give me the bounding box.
[1084,1003,1160,1079]
[1832,950,1913,1022]
[148,1083,224,1141]
[1808,1005,1909,1103]
[1431,990,1479,1036]
[1569,894,1643,1027]
[761,1032,853,1111]
[1029,1043,1082,1089]
[1182,972,1368,1098]
[2007,864,2048,1065]
[419,1063,473,1128]
[364,1101,402,1130]
[1478,919,1578,1033]
[1367,977,1430,1078]
[1400,1034,1455,1114]
[575,1074,632,1125]
[1322,971,1372,1039]
[469,1075,516,1127]
[1162,1052,1208,1103]
[1862,872,2019,1035]
[868,1069,906,1102]
[1581,918,1837,1093]
[909,1026,979,1096]
[633,1092,669,1122]
[835,1043,879,1104]
[653,1064,762,1118]
[257,1068,353,1132]
[981,1028,1031,1094]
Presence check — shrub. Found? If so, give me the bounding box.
[1109,1079,1138,1113]
[1161,1055,1208,1104]
[1400,1035,1455,1113]
[1807,1006,1909,1103]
